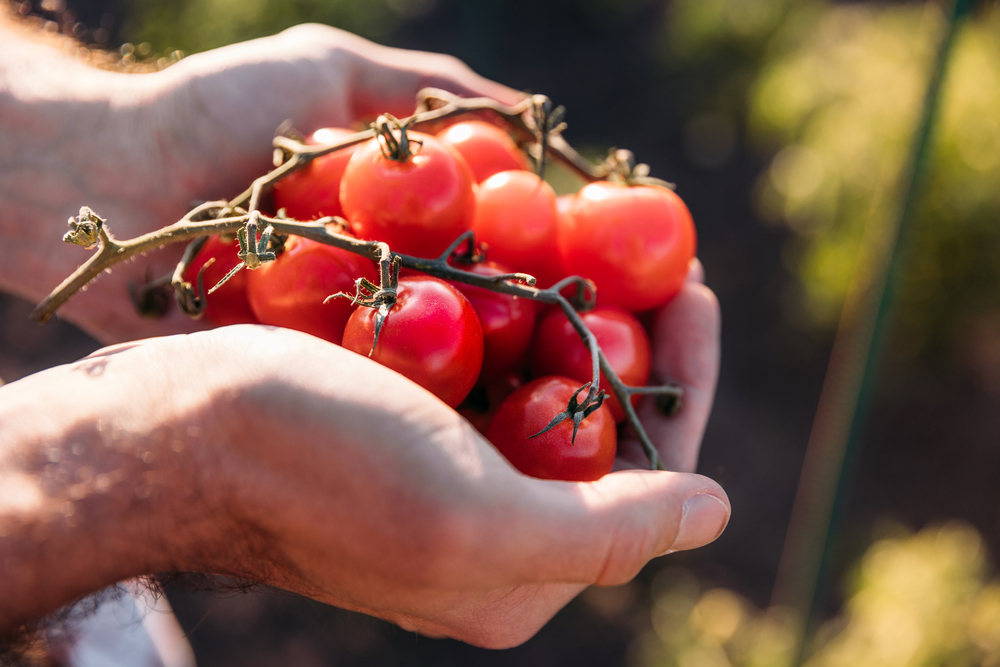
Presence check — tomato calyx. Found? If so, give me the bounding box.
[326,253,402,357]
[373,114,422,162]
[527,95,567,181]
[656,392,683,417]
[530,381,608,445]
[63,206,105,249]
[128,267,173,319]
[601,148,675,190]
[196,212,278,298]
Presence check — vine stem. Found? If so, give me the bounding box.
[33,212,681,470]
[32,89,685,471]
[221,88,672,214]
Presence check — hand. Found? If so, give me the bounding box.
[0,321,728,648]
[0,23,522,343]
[612,260,720,473]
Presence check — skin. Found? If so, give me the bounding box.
[0,14,729,650]
[0,18,520,343]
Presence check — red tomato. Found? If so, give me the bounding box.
[182,235,258,326]
[272,128,360,221]
[245,234,375,345]
[529,306,651,422]
[340,132,476,259]
[471,170,563,288]
[486,376,616,481]
[457,371,525,436]
[437,121,528,183]
[555,194,574,217]
[447,260,537,381]
[558,182,696,312]
[342,276,484,408]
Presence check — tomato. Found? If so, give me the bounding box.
[558,182,696,312]
[529,306,651,422]
[471,170,564,288]
[181,235,258,326]
[447,260,537,381]
[245,233,376,345]
[555,194,574,217]
[457,371,525,436]
[437,121,528,183]
[342,276,484,408]
[486,376,616,482]
[340,132,476,259]
[272,128,360,221]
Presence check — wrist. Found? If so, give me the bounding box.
[0,348,233,633]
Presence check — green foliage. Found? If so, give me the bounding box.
[117,0,423,53]
[635,523,1000,667]
[669,0,1000,368]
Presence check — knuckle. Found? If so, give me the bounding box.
[278,23,334,42]
[428,53,474,80]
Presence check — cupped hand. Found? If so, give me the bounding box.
[613,260,720,474]
[30,323,727,649]
[7,24,521,343]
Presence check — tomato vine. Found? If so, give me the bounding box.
[32,90,684,472]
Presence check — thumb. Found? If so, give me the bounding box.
[507,470,730,587]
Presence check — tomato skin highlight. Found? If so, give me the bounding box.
[340,132,476,259]
[182,235,258,326]
[558,182,696,312]
[447,261,537,382]
[342,276,484,408]
[487,376,616,482]
[246,234,375,345]
[530,306,651,422]
[437,121,528,183]
[272,128,360,221]
[472,170,563,288]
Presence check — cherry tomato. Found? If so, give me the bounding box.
[486,376,616,482]
[342,276,484,408]
[340,132,476,259]
[447,260,537,381]
[182,235,258,326]
[246,233,375,345]
[558,182,696,312]
[529,306,651,422]
[437,121,528,183]
[472,170,563,288]
[272,128,360,221]
[555,194,574,217]
[457,371,525,436]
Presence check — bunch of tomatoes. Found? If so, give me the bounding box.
[183,116,696,482]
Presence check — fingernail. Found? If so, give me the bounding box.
[666,494,729,554]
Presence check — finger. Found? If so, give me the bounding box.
[686,257,705,284]
[622,282,720,473]
[499,470,729,588]
[334,30,525,118]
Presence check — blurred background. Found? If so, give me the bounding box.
[4,0,1000,664]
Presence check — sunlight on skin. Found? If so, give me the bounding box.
[0,14,729,648]
[0,474,44,533]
